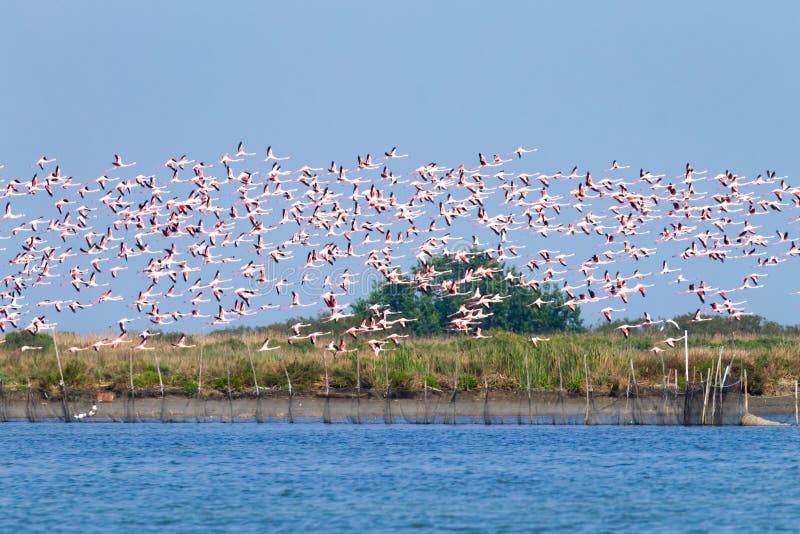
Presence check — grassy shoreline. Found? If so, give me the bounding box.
[1,329,798,398]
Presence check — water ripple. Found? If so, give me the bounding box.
[0,424,797,532]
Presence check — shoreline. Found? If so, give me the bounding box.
[2,389,795,424]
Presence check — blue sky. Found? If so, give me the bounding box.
[1,2,799,333]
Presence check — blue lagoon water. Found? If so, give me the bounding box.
[2,423,798,532]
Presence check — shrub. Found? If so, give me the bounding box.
[179,379,198,397]
[332,366,357,389]
[284,360,323,391]
[62,359,88,386]
[210,376,243,392]
[425,374,439,389]
[459,374,479,391]
[389,370,412,390]
[5,331,54,351]
[134,370,161,389]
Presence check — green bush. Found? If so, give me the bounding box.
[134,370,161,389]
[389,370,412,390]
[179,379,198,397]
[261,370,287,388]
[284,360,323,391]
[459,374,479,391]
[5,331,54,351]
[62,359,88,385]
[332,365,357,389]
[425,374,439,389]
[210,376,241,392]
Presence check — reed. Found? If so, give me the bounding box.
[2,329,800,398]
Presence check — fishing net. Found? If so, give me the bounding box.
[2,380,747,425]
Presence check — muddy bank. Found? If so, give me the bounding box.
[0,388,775,425]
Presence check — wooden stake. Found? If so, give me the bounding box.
[483,375,491,426]
[127,350,136,423]
[710,364,718,425]
[450,341,459,425]
[283,363,294,424]
[284,365,292,395]
[356,350,361,393]
[702,368,711,425]
[384,350,390,396]
[583,354,591,425]
[129,350,134,392]
[453,347,459,396]
[197,344,203,394]
[795,379,798,426]
[423,354,429,425]
[684,330,689,385]
[383,349,392,425]
[26,377,35,422]
[0,374,6,423]
[324,350,330,396]
[154,354,164,399]
[225,356,234,423]
[714,349,723,424]
[155,354,166,423]
[524,351,531,400]
[52,328,70,422]
[629,358,637,389]
[247,343,260,397]
[557,355,564,393]
[743,369,749,414]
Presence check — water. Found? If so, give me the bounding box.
[2,423,798,532]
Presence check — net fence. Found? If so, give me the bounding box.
[0,380,749,425]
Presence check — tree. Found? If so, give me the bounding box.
[352,282,442,336]
[353,251,583,335]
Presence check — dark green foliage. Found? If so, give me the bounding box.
[353,282,441,335]
[283,360,323,391]
[388,369,412,390]
[208,337,246,352]
[331,365,357,389]
[671,313,798,338]
[210,375,243,392]
[458,374,480,391]
[354,251,583,335]
[595,314,800,345]
[257,369,285,388]
[149,362,171,377]
[134,370,161,389]
[5,331,54,351]
[62,359,87,386]
[150,330,184,344]
[180,379,199,397]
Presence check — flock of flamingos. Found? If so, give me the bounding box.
[0,143,797,357]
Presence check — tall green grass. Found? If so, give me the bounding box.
[1,328,799,396]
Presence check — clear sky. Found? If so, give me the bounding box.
[1,1,799,333]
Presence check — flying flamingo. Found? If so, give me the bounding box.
[171,335,196,348]
[111,154,136,169]
[257,337,280,351]
[264,146,289,161]
[36,155,56,169]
